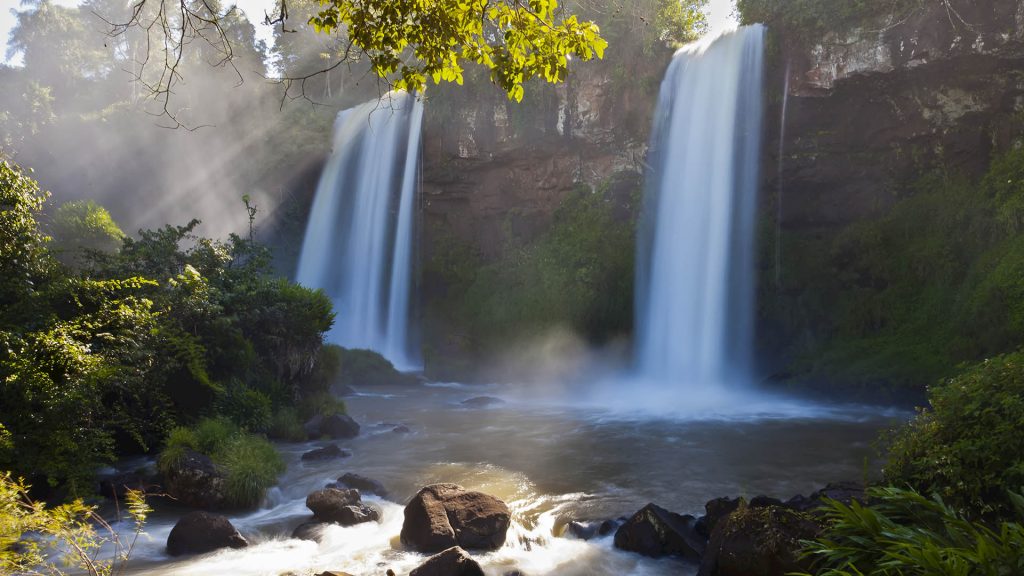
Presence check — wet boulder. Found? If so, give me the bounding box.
[166,511,248,556]
[306,488,380,526]
[301,444,352,462]
[614,503,705,560]
[409,546,485,576]
[162,449,228,509]
[304,414,360,440]
[401,483,512,553]
[696,497,743,539]
[333,473,388,498]
[787,481,866,514]
[697,503,821,576]
[291,521,328,542]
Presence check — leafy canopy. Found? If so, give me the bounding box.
[309,0,609,101]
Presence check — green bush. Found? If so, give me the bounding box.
[48,199,124,267]
[267,407,306,442]
[219,434,286,508]
[800,486,1024,576]
[298,392,347,421]
[885,351,1024,518]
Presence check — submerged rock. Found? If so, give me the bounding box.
[409,546,485,576]
[613,503,705,560]
[162,449,228,509]
[392,425,411,434]
[460,396,505,408]
[166,511,247,556]
[563,518,619,540]
[697,503,820,576]
[304,414,360,439]
[333,473,389,498]
[291,521,328,542]
[301,444,352,462]
[401,483,511,553]
[306,488,380,526]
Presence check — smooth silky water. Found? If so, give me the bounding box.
[115,382,902,576]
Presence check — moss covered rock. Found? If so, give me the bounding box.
[698,503,820,576]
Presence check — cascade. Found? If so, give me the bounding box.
[635,26,765,387]
[296,92,424,371]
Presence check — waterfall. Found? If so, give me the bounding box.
[634,26,765,387]
[296,92,424,371]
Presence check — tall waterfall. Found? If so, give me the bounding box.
[635,26,765,387]
[296,93,424,371]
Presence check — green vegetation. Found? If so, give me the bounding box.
[309,0,608,101]
[157,418,285,509]
[48,200,125,268]
[765,149,1024,391]
[800,486,1024,576]
[1,471,149,575]
[0,161,338,497]
[884,351,1024,518]
[424,181,636,372]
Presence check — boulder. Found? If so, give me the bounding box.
[306,488,380,526]
[461,396,505,408]
[564,518,618,540]
[291,521,328,542]
[301,444,352,462]
[613,503,705,561]
[334,473,389,498]
[315,572,356,576]
[162,449,228,509]
[335,348,419,386]
[304,414,360,440]
[401,484,511,553]
[697,503,821,576]
[166,511,247,556]
[696,497,743,539]
[409,546,485,576]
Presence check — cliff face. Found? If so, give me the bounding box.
[769,0,1024,227]
[757,0,1024,391]
[419,51,668,260]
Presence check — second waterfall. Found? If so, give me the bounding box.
[296,93,423,371]
[635,26,765,388]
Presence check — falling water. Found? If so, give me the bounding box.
[775,61,791,288]
[296,92,424,371]
[635,26,765,388]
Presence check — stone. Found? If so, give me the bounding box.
[335,473,389,498]
[409,546,484,576]
[301,444,352,462]
[304,414,360,440]
[696,497,743,539]
[401,483,511,553]
[613,503,705,561]
[460,396,505,408]
[291,521,328,542]
[166,511,247,556]
[392,425,411,434]
[697,503,821,576]
[306,488,380,526]
[162,449,228,509]
[786,482,865,514]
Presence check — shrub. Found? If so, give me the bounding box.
[267,407,306,442]
[218,383,273,432]
[800,486,1024,576]
[1,471,149,575]
[884,351,1024,518]
[48,199,124,267]
[298,391,347,421]
[219,435,286,508]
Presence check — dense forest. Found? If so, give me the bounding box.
[2,0,1024,575]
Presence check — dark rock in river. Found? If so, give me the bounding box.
[291,521,328,542]
[786,481,865,513]
[300,444,352,462]
[696,497,743,539]
[306,488,380,526]
[697,503,820,576]
[392,425,411,434]
[614,503,705,560]
[162,449,228,509]
[749,495,785,509]
[166,511,247,556]
[401,483,511,553]
[461,396,505,408]
[564,518,618,540]
[409,546,485,576]
[334,472,388,498]
[304,414,360,439]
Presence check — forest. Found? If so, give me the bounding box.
[2,0,1024,575]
